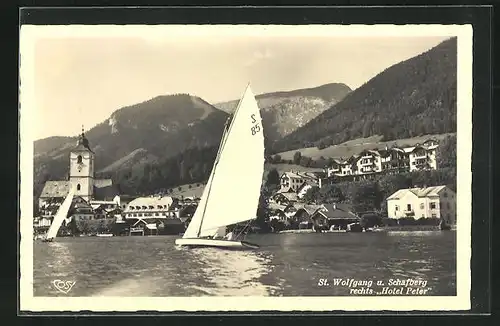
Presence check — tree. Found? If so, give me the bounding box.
[266,168,280,188]
[293,151,302,165]
[437,135,456,169]
[320,184,345,203]
[255,186,272,232]
[303,186,322,203]
[350,180,383,212]
[299,156,312,167]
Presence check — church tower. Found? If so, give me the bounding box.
[69,127,95,201]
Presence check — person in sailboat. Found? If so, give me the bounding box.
[223,230,237,241]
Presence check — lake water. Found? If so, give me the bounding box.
[33,232,456,297]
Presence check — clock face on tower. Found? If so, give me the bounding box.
[77,162,84,172]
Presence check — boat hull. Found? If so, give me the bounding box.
[175,238,259,250]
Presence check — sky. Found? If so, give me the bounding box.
[28,29,451,140]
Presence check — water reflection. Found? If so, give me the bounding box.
[33,233,456,297]
[187,248,278,296]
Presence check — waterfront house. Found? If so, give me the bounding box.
[310,203,360,229]
[268,202,288,221]
[386,185,456,224]
[70,199,94,222]
[123,196,175,219]
[292,204,322,223]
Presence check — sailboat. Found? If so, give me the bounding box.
[175,84,264,250]
[41,186,76,242]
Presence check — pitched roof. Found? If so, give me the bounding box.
[277,192,298,201]
[126,196,175,211]
[276,186,292,193]
[40,181,71,198]
[268,202,287,211]
[313,203,359,220]
[294,204,323,215]
[93,184,120,201]
[282,171,319,180]
[297,180,319,192]
[387,185,449,200]
[94,179,113,188]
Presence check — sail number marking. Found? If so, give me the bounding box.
[250,114,261,136]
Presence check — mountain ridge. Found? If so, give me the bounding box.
[273,37,457,153]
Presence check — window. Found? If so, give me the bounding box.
[431,214,437,218]
[447,202,451,209]
[77,155,82,163]
[77,184,81,191]
[420,203,424,209]
[407,204,412,211]
[430,202,437,209]
[155,213,159,216]
[395,205,399,211]
[421,214,424,218]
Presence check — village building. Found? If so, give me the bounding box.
[310,203,360,230]
[386,185,456,224]
[296,179,321,199]
[123,196,176,219]
[379,147,409,173]
[279,171,321,193]
[270,192,299,206]
[69,198,94,222]
[291,204,323,227]
[325,158,353,177]
[354,150,382,175]
[123,195,184,235]
[324,138,440,180]
[405,143,439,172]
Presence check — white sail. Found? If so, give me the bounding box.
[182,162,217,238]
[46,186,76,240]
[183,85,264,238]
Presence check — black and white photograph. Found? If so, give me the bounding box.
[19,24,472,311]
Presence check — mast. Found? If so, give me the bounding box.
[196,84,251,237]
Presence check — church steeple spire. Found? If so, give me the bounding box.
[76,125,92,152]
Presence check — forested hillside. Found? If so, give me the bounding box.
[273,37,457,153]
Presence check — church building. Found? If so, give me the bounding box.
[38,129,119,211]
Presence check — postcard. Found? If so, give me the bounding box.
[19,23,472,312]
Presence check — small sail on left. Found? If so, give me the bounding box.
[44,185,76,242]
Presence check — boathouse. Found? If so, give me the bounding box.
[310,203,360,230]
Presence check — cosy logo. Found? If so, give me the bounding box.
[51,280,76,294]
